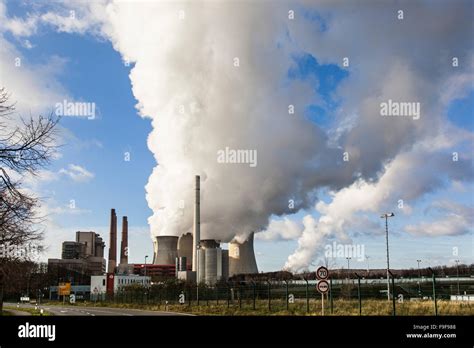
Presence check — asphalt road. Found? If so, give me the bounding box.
[5,302,192,316]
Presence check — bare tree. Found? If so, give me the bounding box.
[0,87,59,312]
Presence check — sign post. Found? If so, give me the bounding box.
[316,266,330,316]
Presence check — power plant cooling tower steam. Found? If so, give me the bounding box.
[229,232,258,276]
[153,236,178,265]
[73,2,472,273]
[107,208,117,273]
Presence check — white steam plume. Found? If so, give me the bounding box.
[21,1,473,270]
[97,2,342,242]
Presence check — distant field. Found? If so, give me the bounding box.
[50,299,473,316]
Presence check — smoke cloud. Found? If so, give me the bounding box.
[91,2,348,242]
[11,1,472,270]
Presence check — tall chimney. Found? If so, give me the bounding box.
[120,216,128,265]
[107,209,117,273]
[192,175,200,272]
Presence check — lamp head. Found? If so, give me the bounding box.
[380,212,395,218]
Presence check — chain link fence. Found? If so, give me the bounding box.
[88,274,474,315]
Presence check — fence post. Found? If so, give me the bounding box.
[238,283,242,309]
[329,278,333,314]
[252,281,256,310]
[197,284,200,306]
[285,280,289,311]
[306,278,310,313]
[267,281,271,311]
[430,268,438,316]
[388,270,396,316]
[227,282,230,309]
[355,273,361,316]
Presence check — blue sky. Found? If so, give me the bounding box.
[1,1,472,272]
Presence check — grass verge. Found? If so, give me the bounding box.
[41,299,473,316]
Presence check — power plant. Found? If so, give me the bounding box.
[48,174,260,301]
[151,175,259,284]
[102,175,259,285]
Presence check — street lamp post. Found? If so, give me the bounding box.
[455,260,460,295]
[417,259,422,297]
[346,257,351,282]
[366,255,370,275]
[144,255,148,277]
[380,212,394,301]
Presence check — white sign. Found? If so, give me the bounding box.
[317,280,329,294]
[316,266,329,280]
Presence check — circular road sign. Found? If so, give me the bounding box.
[317,280,329,294]
[316,266,329,280]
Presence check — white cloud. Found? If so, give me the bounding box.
[405,201,473,237]
[0,1,38,37]
[59,164,94,182]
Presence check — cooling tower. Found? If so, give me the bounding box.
[177,232,193,268]
[229,232,258,276]
[153,236,178,265]
[107,209,117,273]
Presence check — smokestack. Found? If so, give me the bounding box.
[192,175,200,272]
[107,209,117,273]
[120,216,128,265]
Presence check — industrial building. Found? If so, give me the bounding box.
[100,175,259,287]
[90,274,151,299]
[150,175,259,285]
[48,231,106,279]
[132,264,176,278]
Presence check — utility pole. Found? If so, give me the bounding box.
[380,212,394,300]
[346,257,351,285]
[366,255,370,275]
[417,259,422,297]
[455,260,460,295]
[144,255,148,277]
